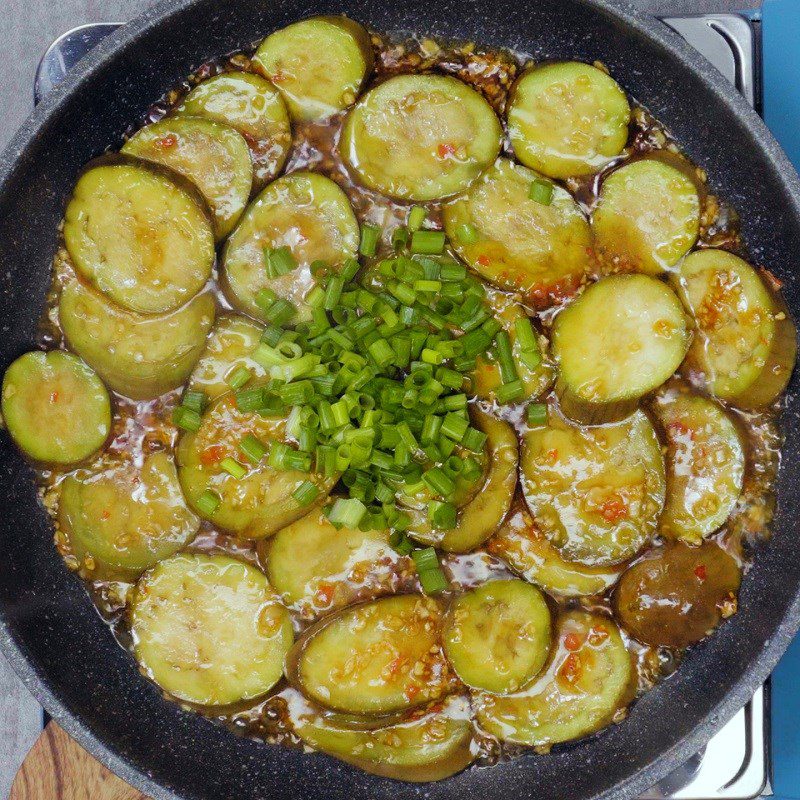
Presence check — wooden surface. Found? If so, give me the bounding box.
[9,723,149,800]
[0,0,762,796]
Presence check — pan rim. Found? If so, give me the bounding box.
[1,1,799,798]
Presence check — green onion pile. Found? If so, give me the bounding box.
[173,208,545,594]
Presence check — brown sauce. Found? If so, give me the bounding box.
[33,28,782,770]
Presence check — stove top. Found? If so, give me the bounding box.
[31,12,771,800]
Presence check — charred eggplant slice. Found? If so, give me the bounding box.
[59,452,199,580]
[475,610,633,747]
[672,248,797,408]
[508,62,631,179]
[254,16,373,121]
[176,72,291,187]
[122,116,253,240]
[2,351,110,464]
[130,553,292,706]
[443,579,551,693]
[287,594,456,714]
[521,401,665,567]
[443,158,592,307]
[60,279,214,401]
[64,160,215,314]
[343,74,502,201]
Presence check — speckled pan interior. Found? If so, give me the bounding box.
[1,1,799,799]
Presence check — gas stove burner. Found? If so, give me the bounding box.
[29,11,770,800]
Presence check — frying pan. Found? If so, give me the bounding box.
[1,0,799,798]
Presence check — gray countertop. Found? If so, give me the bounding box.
[0,0,761,797]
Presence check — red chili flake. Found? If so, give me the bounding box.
[200,445,226,466]
[405,683,421,702]
[564,632,582,651]
[694,564,708,582]
[477,255,490,267]
[600,497,628,523]
[546,448,559,463]
[437,142,456,158]
[100,510,111,521]
[558,653,582,685]
[155,134,178,149]
[315,582,335,605]
[588,625,609,645]
[49,391,59,403]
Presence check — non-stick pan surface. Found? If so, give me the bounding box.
[1,1,799,798]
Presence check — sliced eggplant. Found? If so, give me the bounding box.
[287,594,456,714]
[473,289,555,400]
[187,314,268,401]
[58,452,199,581]
[222,171,359,322]
[443,579,551,693]
[521,401,665,567]
[122,116,253,240]
[507,62,631,179]
[592,158,700,275]
[287,692,474,782]
[613,541,741,648]
[176,394,336,538]
[487,500,625,598]
[672,249,797,408]
[176,72,291,187]
[475,610,633,747]
[60,279,215,401]
[404,408,518,552]
[259,507,406,616]
[443,158,593,307]
[342,74,502,201]
[64,160,215,314]
[254,16,373,121]
[654,386,745,543]
[552,274,689,424]
[2,351,110,464]
[130,553,292,706]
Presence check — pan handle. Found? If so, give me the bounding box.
[34,23,121,105]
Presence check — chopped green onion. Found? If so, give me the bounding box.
[172,406,202,432]
[182,391,207,414]
[391,226,409,250]
[428,500,457,530]
[324,275,345,311]
[495,379,525,404]
[418,566,448,594]
[265,298,296,326]
[196,489,221,516]
[359,224,381,257]
[495,330,519,385]
[239,434,268,464]
[264,246,296,277]
[527,402,548,427]
[255,287,278,315]
[226,365,253,390]
[328,497,367,529]
[407,206,427,231]
[529,178,554,205]
[455,223,479,244]
[293,480,320,506]
[411,546,439,573]
[423,467,455,497]
[462,427,487,453]
[235,387,267,412]
[440,262,467,282]
[410,230,446,255]
[441,412,469,442]
[220,457,247,479]
[341,257,360,283]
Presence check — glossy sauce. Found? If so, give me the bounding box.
[34,30,782,767]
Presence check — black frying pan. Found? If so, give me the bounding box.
[1,1,799,798]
